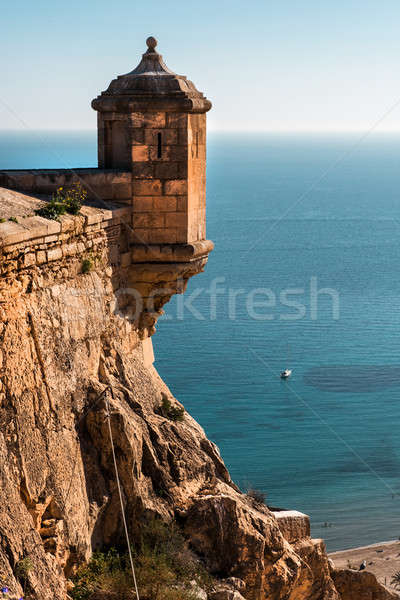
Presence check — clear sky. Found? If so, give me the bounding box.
[2,0,400,131]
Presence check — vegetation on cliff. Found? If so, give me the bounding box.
[71,518,212,600]
[158,393,185,422]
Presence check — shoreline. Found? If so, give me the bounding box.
[329,539,400,594]
[329,539,398,556]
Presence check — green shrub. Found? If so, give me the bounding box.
[36,184,86,221]
[9,216,18,223]
[0,218,6,223]
[160,394,185,422]
[71,518,211,600]
[15,556,33,582]
[81,258,93,274]
[391,571,400,589]
[246,487,266,504]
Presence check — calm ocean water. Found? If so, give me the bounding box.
[2,130,400,551]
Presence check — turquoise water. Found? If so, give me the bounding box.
[2,130,400,551]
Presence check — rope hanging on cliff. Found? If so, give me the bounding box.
[105,393,140,600]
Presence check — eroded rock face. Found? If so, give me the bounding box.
[0,260,394,600]
[332,569,399,600]
[184,493,299,599]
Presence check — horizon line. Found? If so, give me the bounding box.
[3,127,400,134]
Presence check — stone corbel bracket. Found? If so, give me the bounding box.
[126,240,214,338]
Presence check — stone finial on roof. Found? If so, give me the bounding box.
[146,36,158,51]
[92,36,211,113]
[126,36,176,77]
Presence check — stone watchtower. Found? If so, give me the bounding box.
[92,36,212,246]
[0,37,213,342]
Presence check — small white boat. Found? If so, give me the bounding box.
[280,344,292,379]
[280,369,292,379]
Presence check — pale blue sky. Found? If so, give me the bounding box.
[2,0,400,131]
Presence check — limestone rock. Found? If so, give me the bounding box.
[222,577,246,592]
[208,586,247,600]
[190,580,208,600]
[332,569,400,600]
[0,245,392,600]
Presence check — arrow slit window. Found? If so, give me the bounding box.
[157,132,162,159]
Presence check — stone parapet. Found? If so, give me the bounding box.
[0,187,131,263]
[0,169,132,205]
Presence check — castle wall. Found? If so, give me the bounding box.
[0,201,131,282]
[0,169,132,204]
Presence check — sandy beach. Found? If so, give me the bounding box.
[329,540,400,593]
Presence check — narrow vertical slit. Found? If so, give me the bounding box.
[195,132,199,158]
[157,132,162,158]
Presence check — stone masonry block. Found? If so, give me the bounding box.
[132,145,149,161]
[189,113,205,129]
[166,113,188,128]
[154,162,179,179]
[133,196,154,211]
[165,212,188,228]
[36,174,66,188]
[59,215,76,233]
[23,253,36,267]
[36,250,47,264]
[132,162,154,179]
[0,223,30,246]
[44,235,58,243]
[129,128,145,144]
[143,112,166,128]
[178,161,188,178]
[132,229,151,244]
[102,112,128,121]
[176,196,187,212]
[170,145,189,161]
[47,247,63,262]
[88,184,114,200]
[150,228,178,243]
[63,243,78,257]
[178,128,189,146]
[133,180,162,196]
[176,228,189,243]
[134,214,164,228]
[112,183,132,199]
[109,171,132,183]
[164,180,187,195]
[130,113,145,127]
[153,196,177,212]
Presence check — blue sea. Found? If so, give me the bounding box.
[2,130,400,551]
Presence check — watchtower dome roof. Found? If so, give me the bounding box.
[92,37,211,114]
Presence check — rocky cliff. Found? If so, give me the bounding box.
[0,190,396,600]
